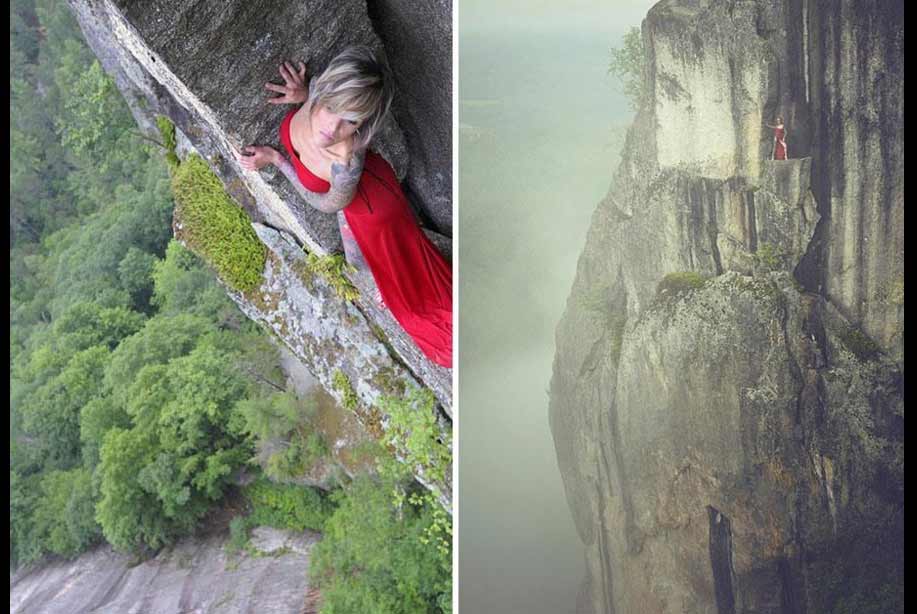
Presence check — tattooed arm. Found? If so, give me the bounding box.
[273,148,366,214]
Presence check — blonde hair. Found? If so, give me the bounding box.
[305,46,394,150]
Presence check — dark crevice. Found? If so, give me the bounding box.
[707,183,724,275]
[747,188,758,253]
[707,506,738,614]
[778,555,807,614]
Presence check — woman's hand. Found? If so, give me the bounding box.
[238,145,280,171]
[265,61,309,105]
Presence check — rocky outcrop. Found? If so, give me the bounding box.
[367,0,453,233]
[67,0,453,503]
[10,528,321,614]
[550,1,903,612]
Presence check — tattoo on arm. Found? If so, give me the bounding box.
[338,211,371,274]
[275,148,366,214]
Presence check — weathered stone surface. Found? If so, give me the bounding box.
[214,223,452,510]
[10,529,321,614]
[368,0,453,233]
[554,272,902,613]
[806,0,904,361]
[550,1,903,612]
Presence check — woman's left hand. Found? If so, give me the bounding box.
[238,145,280,171]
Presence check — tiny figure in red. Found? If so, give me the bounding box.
[765,116,788,160]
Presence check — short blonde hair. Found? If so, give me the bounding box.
[305,46,394,150]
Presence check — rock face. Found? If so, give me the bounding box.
[67,0,453,499]
[550,1,903,613]
[367,0,453,233]
[10,528,321,614]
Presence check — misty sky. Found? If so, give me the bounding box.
[461,0,657,34]
[458,2,658,613]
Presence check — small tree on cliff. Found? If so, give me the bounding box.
[608,27,645,111]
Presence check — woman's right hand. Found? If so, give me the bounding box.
[238,145,280,171]
[265,61,309,105]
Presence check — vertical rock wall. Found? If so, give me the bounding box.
[550,1,903,612]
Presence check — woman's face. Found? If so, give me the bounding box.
[310,105,361,148]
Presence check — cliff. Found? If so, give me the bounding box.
[67,0,453,510]
[549,1,903,612]
[10,527,321,613]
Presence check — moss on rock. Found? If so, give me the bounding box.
[332,369,359,411]
[655,271,709,303]
[306,253,359,301]
[171,153,266,294]
[155,115,180,170]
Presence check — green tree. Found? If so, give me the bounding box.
[18,345,112,470]
[151,240,235,321]
[96,427,174,550]
[608,27,646,110]
[312,474,452,614]
[118,247,158,312]
[31,468,102,557]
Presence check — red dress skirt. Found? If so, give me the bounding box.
[280,109,453,368]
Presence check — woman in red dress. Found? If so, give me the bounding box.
[237,47,452,368]
[765,116,788,160]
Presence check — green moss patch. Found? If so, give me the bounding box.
[155,115,180,170]
[170,154,265,294]
[656,271,709,302]
[754,242,791,273]
[306,253,359,301]
[332,369,359,411]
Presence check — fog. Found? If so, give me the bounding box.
[458,4,653,611]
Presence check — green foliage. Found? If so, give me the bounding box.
[151,240,235,321]
[608,27,646,111]
[379,386,451,486]
[10,470,42,566]
[55,59,129,159]
[244,478,334,532]
[171,154,266,293]
[53,302,146,355]
[18,344,112,470]
[95,336,256,552]
[311,474,452,614]
[96,428,177,551]
[118,247,159,311]
[754,242,790,273]
[577,285,628,360]
[306,252,360,301]
[333,370,359,411]
[226,515,255,554]
[655,271,709,302]
[234,389,331,481]
[80,395,131,469]
[31,468,102,558]
[8,0,282,572]
[156,115,180,170]
[104,313,212,405]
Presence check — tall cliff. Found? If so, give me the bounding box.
[67,0,453,508]
[549,1,903,613]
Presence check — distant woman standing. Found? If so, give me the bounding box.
[765,116,788,160]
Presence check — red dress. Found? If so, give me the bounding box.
[280,109,453,368]
[773,126,787,160]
